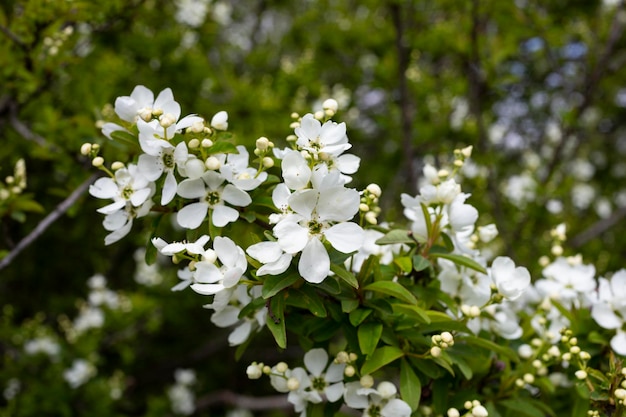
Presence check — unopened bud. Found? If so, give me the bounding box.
[365,211,378,225]
[344,365,355,377]
[262,157,274,168]
[287,377,300,391]
[314,110,324,120]
[201,138,213,148]
[256,137,270,151]
[188,138,200,149]
[366,183,382,197]
[80,143,92,155]
[275,362,288,373]
[205,156,221,170]
[360,375,374,388]
[575,370,587,380]
[322,98,339,113]
[92,156,104,167]
[111,161,125,171]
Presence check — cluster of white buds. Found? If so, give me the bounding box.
[452,145,473,169]
[359,183,382,225]
[80,143,108,170]
[615,369,626,406]
[430,331,454,357]
[549,223,567,256]
[447,399,488,417]
[1,159,27,200]
[460,304,481,318]
[586,411,600,417]
[42,25,74,56]
[254,137,275,169]
[334,351,358,377]
[559,330,591,372]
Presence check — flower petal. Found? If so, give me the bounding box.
[325,222,364,253]
[299,238,330,283]
[177,202,208,229]
[303,348,328,377]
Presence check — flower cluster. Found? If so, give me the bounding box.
[247,348,411,417]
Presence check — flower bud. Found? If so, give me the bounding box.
[287,377,300,391]
[461,145,473,158]
[246,363,262,379]
[322,98,338,113]
[202,249,217,264]
[575,370,587,380]
[441,331,453,344]
[447,408,460,417]
[159,113,176,128]
[314,110,324,120]
[205,156,221,170]
[275,362,288,373]
[360,375,374,388]
[111,161,125,171]
[201,138,213,148]
[472,405,488,417]
[364,211,378,225]
[256,137,270,151]
[80,143,92,155]
[523,373,535,384]
[262,157,274,168]
[377,381,397,399]
[210,111,228,130]
[188,138,200,149]
[344,365,355,377]
[92,156,104,167]
[366,183,382,197]
[430,346,442,357]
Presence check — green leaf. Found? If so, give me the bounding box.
[446,350,473,380]
[400,359,421,411]
[330,263,358,289]
[364,281,417,305]
[317,277,341,295]
[357,254,380,286]
[349,308,372,327]
[412,254,431,272]
[360,346,405,375]
[461,335,519,362]
[294,285,327,318]
[375,229,414,245]
[12,198,44,213]
[499,399,548,417]
[207,141,238,154]
[428,252,487,274]
[266,295,286,349]
[394,256,413,273]
[110,129,138,145]
[341,299,360,313]
[262,273,300,299]
[358,322,383,356]
[391,304,431,324]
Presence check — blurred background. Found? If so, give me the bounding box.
[1,0,625,415]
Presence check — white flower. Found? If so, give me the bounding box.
[535,257,596,308]
[295,114,350,158]
[591,269,626,355]
[273,172,364,283]
[176,171,251,228]
[246,241,292,276]
[220,145,267,190]
[207,285,266,346]
[138,137,190,205]
[478,224,498,242]
[343,381,411,417]
[282,150,312,190]
[211,111,229,130]
[154,235,211,257]
[189,236,247,296]
[490,256,531,300]
[89,164,153,214]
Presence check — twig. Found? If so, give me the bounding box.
[0,24,25,47]
[9,103,61,151]
[0,173,99,271]
[194,390,290,411]
[570,205,626,248]
[389,1,417,193]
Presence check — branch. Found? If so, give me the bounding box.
[194,390,290,411]
[569,205,626,248]
[9,102,61,151]
[0,24,25,47]
[0,173,99,271]
[389,1,417,193]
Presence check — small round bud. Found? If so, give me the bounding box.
[515,378,525,387]
[454,159,464,167]
[189,120,205,133]
[523,373,535,384]
[570,346,580,355]
[579,351,591,361]
[205,156,221,170]
[441,331,453,344]
[464,401,473,410]
[376,381,397,399]
[365,211,378,225]
[551,245,563,256]
[287,377,300,391]
[202,249,217,264]
[322,98,339,113]
[569,337,578,346]
[469,305,481,317]
[286,134,297,142]
[575,370,588,380]
[138,108,153,121]
[359,203,370,212]
[262,157,274,168]
[246,363,262,379]
[290,112,299,119]
[289,122,300,129]
[335,351,349,364]
[92,156,104,167]
[518,344,533,359]
[472,405,488,417]
[532,360,542,369]
[562,353,572,361]
[201,138,214,148]
[447,408,460,417]
[360,375,374,388]
[366,183,382,197]
[275,362,288,373]
[461,145,473,158]
[349,353,358,362]
[80,143,92,155]
[159,113,176,128]
[256,137,270,151]
[344,365,355,377]
[111,161,125,171]
[430,346,442,357]
[615,388,626,400]
[314,110,324,120]
[188,138,200,149]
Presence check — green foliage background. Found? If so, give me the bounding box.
[1,0,625,415]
